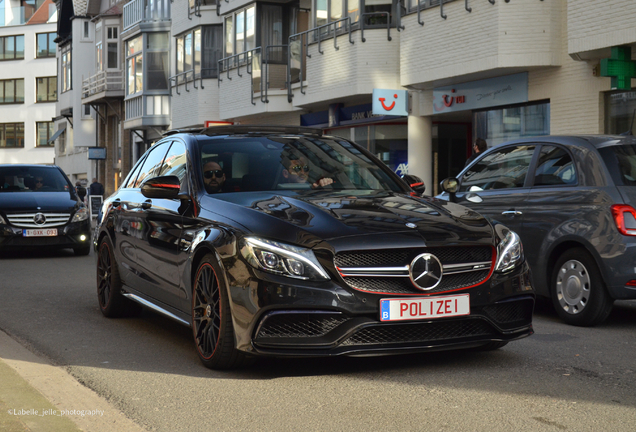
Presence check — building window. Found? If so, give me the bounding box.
[126,35,143,95]
[107,27,119,69]
[36,77,57,102]
[315,0,360,29]
[0,35,25,60]
[0,79,24,104]
[36,32,56,58]
[0,123,25,148]
[147,33,169,90]
[606,91,636,134]
[36,122,55,147]
[61,45,72,92]
[96,22,102,71]
[473,101,550,147]
[176,26,222,82]
[224,5,255,58]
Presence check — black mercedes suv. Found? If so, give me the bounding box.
[0,164,91,255]
[94,126,534,369]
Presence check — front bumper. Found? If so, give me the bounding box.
[229,261,535,357]
[0,220,92,250]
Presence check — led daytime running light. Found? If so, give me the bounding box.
[245,237,330,280]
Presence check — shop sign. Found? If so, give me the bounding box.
[433,73,528,114]
[301,103,400,127]
[372,89,409,116]
[88,148,106,160]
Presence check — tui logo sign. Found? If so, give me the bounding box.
[372,89,409,117]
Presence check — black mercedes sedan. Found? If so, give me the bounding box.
[0,164,91,255]
[94,126,534,369]
[438,135,636,327]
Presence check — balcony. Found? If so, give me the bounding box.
[217,46,298,120]
[124,94,170,130]
[400,0,561,89]
[123,0,170,34]
[0,4,56,27]
[81,70,125,104]
[567,0,636,60]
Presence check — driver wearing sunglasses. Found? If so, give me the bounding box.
[282,156,334,189]
[202,161,226,193]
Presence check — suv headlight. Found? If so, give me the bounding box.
[495,228,523,272]
[0,214,6,224]
[72,207,89,222]
[242,237,330,281]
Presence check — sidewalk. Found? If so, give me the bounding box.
[0,330,146,432]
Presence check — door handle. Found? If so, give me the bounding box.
[501,210,522,216]
[141,200,152,210]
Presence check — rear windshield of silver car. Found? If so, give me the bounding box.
[199,136,405,193]
[0,167,71,192]
[598,145,636,186]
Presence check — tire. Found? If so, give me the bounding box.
[96,237,141,317]
[74,245,91,256]
[551,248,613,326]
[192,255,251,369]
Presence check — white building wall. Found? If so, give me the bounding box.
[568,0,636,56]
[0,21,57,165]
[54,17,97,180]
[172,79,223,128]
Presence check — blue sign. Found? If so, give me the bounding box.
[433,73,528,114]
[88,147,106,160]
[301,103,401,128]
[372,89,409,116]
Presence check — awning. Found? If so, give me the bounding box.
[47,125,66,144]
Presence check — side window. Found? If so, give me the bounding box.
[157,141,187,183]
[123,154,147,189]
[133,143,170,188]
[533,145,577,186]
[459,145,536,192]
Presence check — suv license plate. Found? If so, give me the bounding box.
[380,294,470,322]
[23,228,58,237]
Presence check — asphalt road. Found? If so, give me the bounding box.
[1,248,635,432]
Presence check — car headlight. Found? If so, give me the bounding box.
[0,214,6,224]
[242,237,330,281]
[72,207,89,222]
[495,228,523,272]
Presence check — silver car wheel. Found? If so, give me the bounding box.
[555,259,590,315]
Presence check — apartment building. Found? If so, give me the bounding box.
[0,0,57,166]
[55,0,636,195]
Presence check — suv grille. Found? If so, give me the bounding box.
[335,246,493,295]
[6,212,71,228]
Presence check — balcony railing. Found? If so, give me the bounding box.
[0,4,57,27]
[123,0,171,32]
[82,70,124,99]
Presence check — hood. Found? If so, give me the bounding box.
[200,190,494,249]
[0,192,78,213]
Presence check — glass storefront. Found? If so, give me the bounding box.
[473,101,550,147]
[326,123,408,175]
[606,91,636,134]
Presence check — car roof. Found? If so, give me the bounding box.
[498,134,636,149]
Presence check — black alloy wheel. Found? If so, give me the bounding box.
[97,237,140,317]
[192,255,250,369]
[551,248,613,326]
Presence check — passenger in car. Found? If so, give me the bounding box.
[281,153,334,189]
[202,161,227,193]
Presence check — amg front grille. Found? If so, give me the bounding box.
[6,212,70,228]
[341,320,495,345]
[335,246,493,295]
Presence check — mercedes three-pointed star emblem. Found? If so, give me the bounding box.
[33,212,46,226]
[409,253,443,291]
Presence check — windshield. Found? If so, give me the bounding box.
[0,166,72,192]
[199,135,405,194]
[598,144,636,186]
